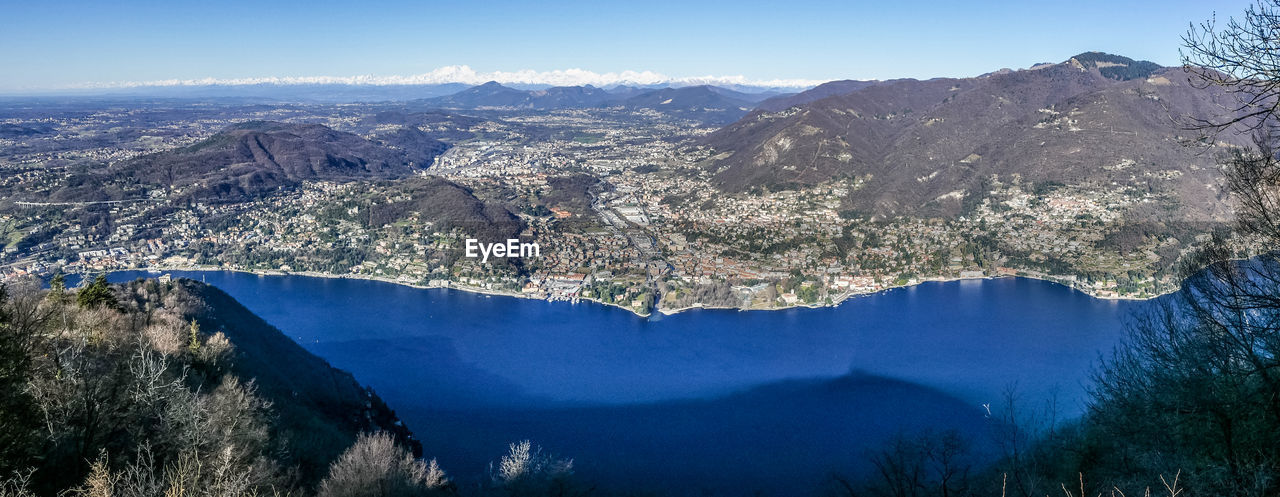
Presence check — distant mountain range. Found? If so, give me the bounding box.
[28,119,524,254]
[702,52,1245,221]
[10,83,474,103]
[425,82,617,109]
[753,80,880,112]
[9,81,800,104]
[20,81,795,124]
[417,82,784,124]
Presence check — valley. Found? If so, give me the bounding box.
[0,54,1250,315]
[9,0,1280,495]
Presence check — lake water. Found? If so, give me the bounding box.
[100,271,1144,495]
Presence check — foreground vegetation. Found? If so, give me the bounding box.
[0,275,584,497]
[5,2,1280,496]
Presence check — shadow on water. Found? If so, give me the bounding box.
[308,337,548,408]
[404,371,999,496]
[83,270,1144,495]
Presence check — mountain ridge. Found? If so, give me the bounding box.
[417,82,778,124]
[117,121,444,201]
[702,52,1243,221]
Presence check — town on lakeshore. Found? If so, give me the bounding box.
[11,0,1280,494]
[0,56,1249,316]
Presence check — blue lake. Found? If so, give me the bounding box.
[100,271,1145,495]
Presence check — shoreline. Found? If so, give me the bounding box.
[98,264,1165,318]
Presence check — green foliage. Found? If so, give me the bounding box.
[796,283,820,303]
[363,177,524,250]
[187,319,201,355]
[49,273,65,296]
[521,204,552,217]
[587,281,630,304]
[75,275,117,310]
[1072,51,1161,80]
[1031,180,1064,196]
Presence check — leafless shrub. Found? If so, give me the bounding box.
[0,470,36,497]
[142,313,185,357]
[197,331,233,364]
[72,305,127,348]
[489,440,574,496]
[70,437,276,497]
[77,456,116,497]
[158,375,277,488]
[318,431,449,497]
[1181,0,1280,134]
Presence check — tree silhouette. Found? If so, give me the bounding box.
[1082,4,1280,494]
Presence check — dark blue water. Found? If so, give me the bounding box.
[100,271,1142,495]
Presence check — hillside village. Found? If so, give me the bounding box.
[1,103,1206,316]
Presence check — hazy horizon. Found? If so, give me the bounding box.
[0,0,1256,92]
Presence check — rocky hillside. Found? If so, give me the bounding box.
[176,278,421,479]
[703,53,1246,221]
[35,121,448,205]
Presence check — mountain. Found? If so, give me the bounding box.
[703,52,1245,220]
[9,82,806,105]
[421,81,615,109]
[423,81,536,108]
[361,110,486,141]
[364,176,526,248]
[603,85,653,99]
[621,85,752,107]
[526,85,617,108]
[622,85,756,124]
[703,85,787,104]
[19,119,518,258]
[0,122,56,138]
[101,121,446,202]
[368,124,451,159]
[753,79,880,111]
[1069,51,1163,81]
[418,82,770,123]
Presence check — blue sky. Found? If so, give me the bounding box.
[0,0,1259,90]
